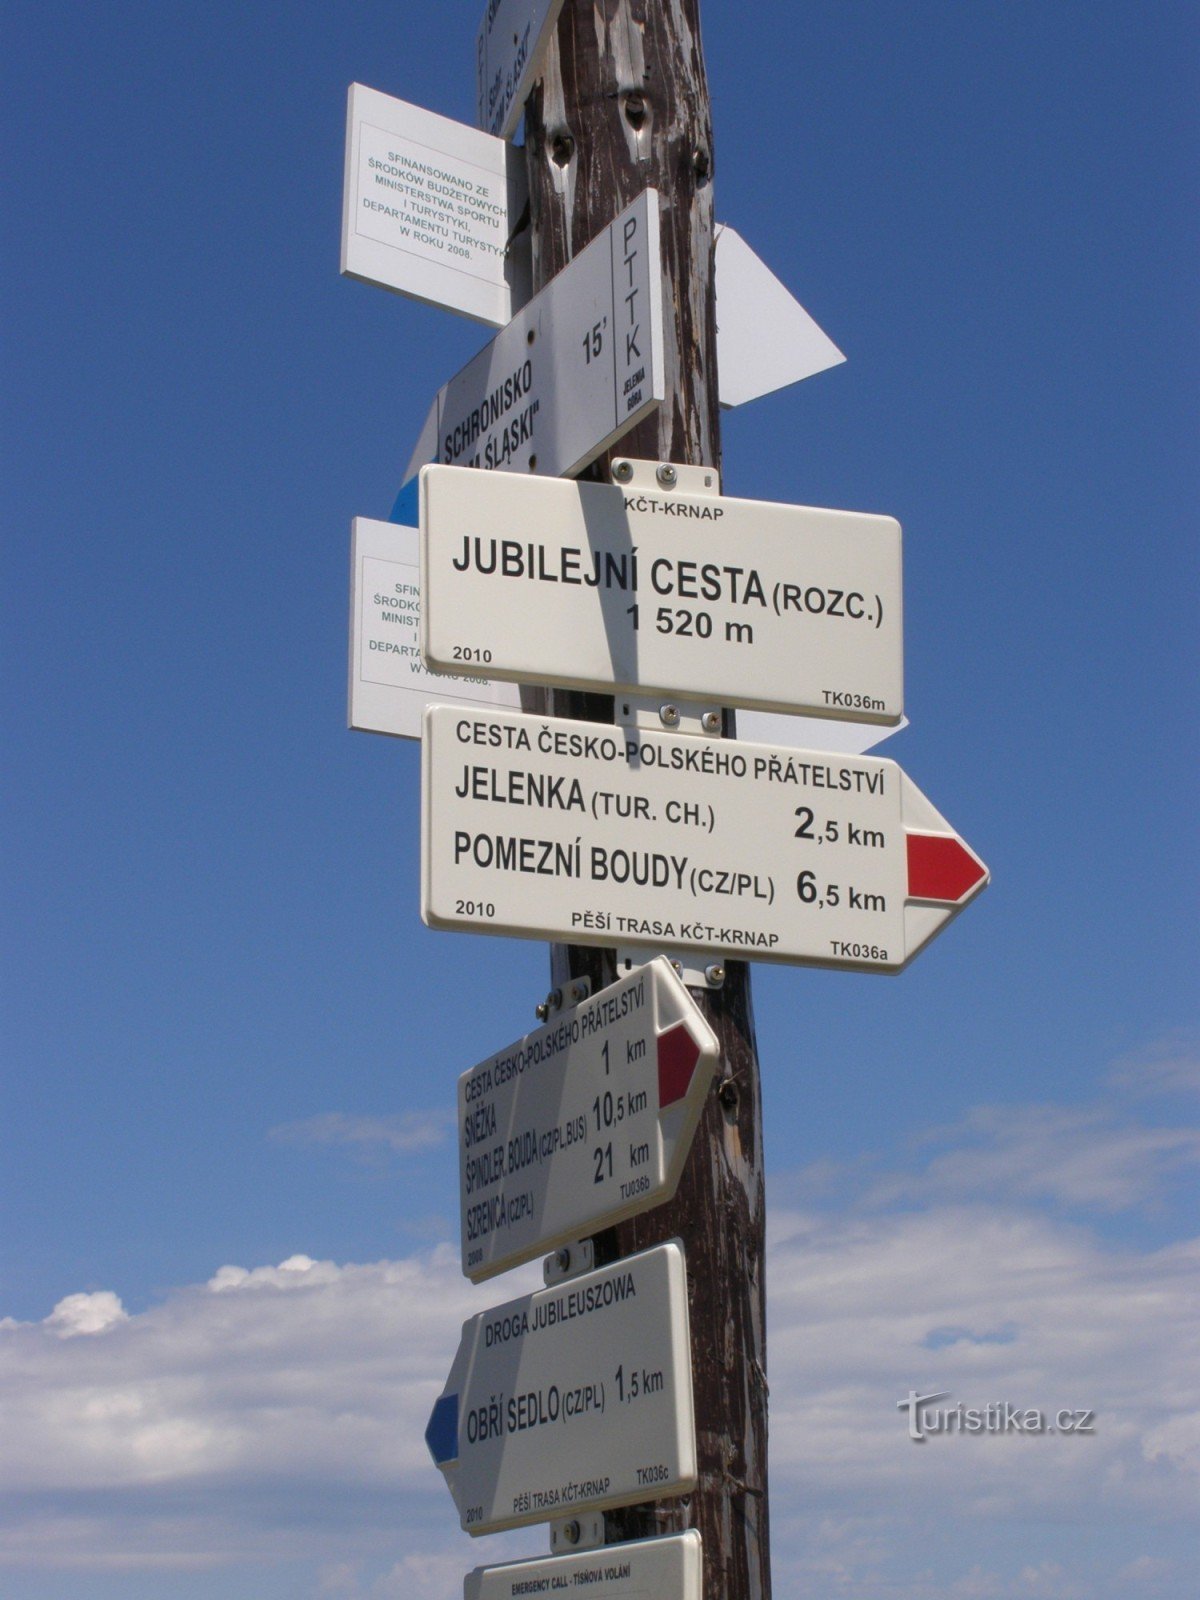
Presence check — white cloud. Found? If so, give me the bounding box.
[268,1110,453,1157]
[1108,1030,1200,1100]
[782,1090,1200,1218]
[2,1087,1198,1598]
[45,1290,129,1338]
[889,1102,1200,1211]
[0,1246,541,1596]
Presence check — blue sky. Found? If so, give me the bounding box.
[2,2,1197,1597]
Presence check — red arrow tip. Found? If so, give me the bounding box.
[907,832,988,903]
[657,1024,701,1109]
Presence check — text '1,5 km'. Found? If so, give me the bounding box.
[425,1241,696,1536]
[422,705,988,972]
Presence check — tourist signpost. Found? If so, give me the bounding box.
[349,518,908,749]
[425,1242,696,1536]
[422,703,987,972]
[466,1531,702,1600]
[477,0,567,139]
[341,4,991,1593]
[420,461,904,723]
[403,192,664,483]
[458,958,719,1282]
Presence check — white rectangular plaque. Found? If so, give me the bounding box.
[421,704,988,972]
[459,959,718,1282]
[350,518,520,740]
[477,0,567,139]
[404,191,664,483]
[425,1242,696,1535]
[421,461,903,723]
[341,84,529,326]
[465,1531,702,1600]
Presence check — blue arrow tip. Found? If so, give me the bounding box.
[389,479,419,527]
[425,1392,459,1467]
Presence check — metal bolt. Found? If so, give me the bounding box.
[659,703,680,727]
[612,459,634,483]
[701,709,722,733]
[705,963,726,987]
[554,1247,572,1273]
[562,1519,581,1546]
[656,463,678,488]
[537,989,561,1021]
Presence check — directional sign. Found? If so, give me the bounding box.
[341,85,530,326]
[349,517,906,749]
[390,219,840,485]
[466,1531,702,1600]
[420,462,903,724]
[421,704,988,973]
[477,0,567,139]
[425,1241,695,1535]
[459,958,718,1282]
[403,192,663,485]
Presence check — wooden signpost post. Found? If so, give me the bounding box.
[340,2,989,1595]
[519,9,772,1593]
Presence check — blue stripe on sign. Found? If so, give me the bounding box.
[389,479,419,527]
[425,1392,459,1466]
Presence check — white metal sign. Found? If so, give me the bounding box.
[404,192,664,484]
[348,520,907,747]
[425,1242,695,1536]
[715,225,845,407]
[420,461,903,723]
[349,518,521,739]
[459,958,718,1282]
[421,705,988,972]
[390,216,838,470]
[477,0,567,139]
[466,1531,702,1600]
[341,85,530,326]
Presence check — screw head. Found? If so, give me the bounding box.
[656,463,678,487]
[535,1002,549,1021]
[701,709,722,733]
[705,963,726,987]
[562,1519,581,1545]
[659,703,680,726]
[612,459,634,483]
